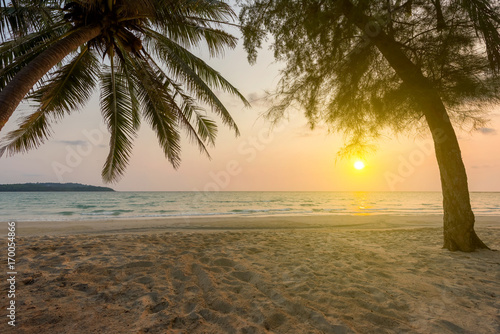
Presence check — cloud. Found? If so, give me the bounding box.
[477,127,497,135]
[55,140,107,149]
[56,140,88,146]
[247,92,265,102]
[246,91,272,108]
[295,123,327,138]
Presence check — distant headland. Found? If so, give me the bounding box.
[0,183,115,192]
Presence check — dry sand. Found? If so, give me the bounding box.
[2,215,500,333]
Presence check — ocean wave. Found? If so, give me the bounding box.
[75,204,97,209]
[230,208,293,214]
[58,211,75,216]
[81,211,117,216]
[230,209,269,213]
[2,191,499,222]
[81,209,134,216]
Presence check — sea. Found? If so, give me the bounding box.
[1,191,499,222]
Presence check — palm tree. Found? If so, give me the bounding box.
[0,0,248,182]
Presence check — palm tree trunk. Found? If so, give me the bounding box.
[0,25,102,131]
[342,0,489,251]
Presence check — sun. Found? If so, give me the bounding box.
[354,160,365,170]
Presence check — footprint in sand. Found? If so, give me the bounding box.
[122,261,154,269]
[213,258,236,267]
[264,312,287,330]
[232,271,255,283]
[170,268,190,281]
[136,276,154,285]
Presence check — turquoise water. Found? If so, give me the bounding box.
[0,191,499,222]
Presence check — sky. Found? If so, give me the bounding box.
[1,9,500,191]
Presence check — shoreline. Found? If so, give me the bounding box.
[13,214,500,237]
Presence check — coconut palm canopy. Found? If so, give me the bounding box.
[0,0,248,182]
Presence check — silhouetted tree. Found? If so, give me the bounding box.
[239,0,500,251]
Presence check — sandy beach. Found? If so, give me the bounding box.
[2,215,500,333]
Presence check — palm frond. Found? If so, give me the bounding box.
[125,54,182,168]
[0,23,71,89]
[179,0,235,22]
[0,21,67,66]
[170,90,215,154]
[160,21,237,57]
[152,0,235,31]
[0,110,52,157]
[0,46,99,157]
[128,44,215,156]
[146,28,245,100]
[144,29,244,135]
[137,48,225,155]
[100,58,138,183]
[116,50,141,130]
[0,0,60,39]
[194,110,217,146]
[31,45,100,116]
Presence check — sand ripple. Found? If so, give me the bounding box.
[2,225,500,333]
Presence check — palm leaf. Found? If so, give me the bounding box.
[137,50,219,154]
[0,0,59,39]
[125,54,182,168]
[151,0,235,31]
[0,21,67,66]
[169,90,215,154]
[0,22,70,89]
[100,57,138,182]
[160,21,237,57]
[0,110,52,157]
[146,28,245,100]
[110,41,140,130]
[140,51,217,155]
[31,45,100,116]
[144,29,245,135]
[193,110,217,146]
[0,46,100,157]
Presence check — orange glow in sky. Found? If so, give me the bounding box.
[1,24,499,191]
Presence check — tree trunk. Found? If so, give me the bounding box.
[421,95,489,251]
[0,25,102,131]
[342,0,489,251]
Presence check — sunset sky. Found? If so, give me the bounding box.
[1,17,499,192]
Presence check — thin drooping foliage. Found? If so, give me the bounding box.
[238,0,500,251]
[0,0,248,182]
[239,0,500,156]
